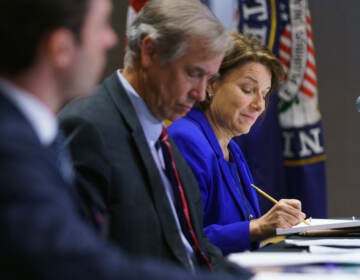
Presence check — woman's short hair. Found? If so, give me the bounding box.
[195,31,285,112]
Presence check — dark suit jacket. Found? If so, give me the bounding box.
[0,89,247,280]
[58,72,236,273]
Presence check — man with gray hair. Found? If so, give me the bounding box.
[59,0,248,275]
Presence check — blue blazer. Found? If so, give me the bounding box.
[169,109,261,254]
[0,91,247,279]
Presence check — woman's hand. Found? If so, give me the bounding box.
[249,199,306,241]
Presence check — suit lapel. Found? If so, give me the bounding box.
[103,72,191,268]
[187,109,256,219]
[0,90,76,197]
[229,141,261,218]
[0,89,41,143]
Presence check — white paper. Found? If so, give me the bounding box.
[252,272,360,280]
[227,251,360,267]
[309,245,360,254]
[276,219,360,235]
[285,238,360,247]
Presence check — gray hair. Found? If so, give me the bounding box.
[124,0,232,69]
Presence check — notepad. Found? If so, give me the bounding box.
[276,218,360,235]
[228,251,360,267]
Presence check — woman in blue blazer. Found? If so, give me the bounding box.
[169,32,306,255]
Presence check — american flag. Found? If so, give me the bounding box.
[126,0,149,31]
[279,11,317,100]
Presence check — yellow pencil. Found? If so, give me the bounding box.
[250,184,310,225]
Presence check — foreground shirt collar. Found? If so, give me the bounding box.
[0,79,57,146]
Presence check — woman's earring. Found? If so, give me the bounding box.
[208,89,215,99]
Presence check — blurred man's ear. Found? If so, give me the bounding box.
[45,29,77,69]
[140,35,157,68]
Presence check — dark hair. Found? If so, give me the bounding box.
[195,31,285,112]
[0,0,90,75]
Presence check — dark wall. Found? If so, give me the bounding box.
[104,0,128,77]
[109,1,360,217]
[309,0,360,217]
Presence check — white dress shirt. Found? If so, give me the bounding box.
[0,79,57,146]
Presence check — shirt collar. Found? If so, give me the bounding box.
[117,70,163,145]
[0,79,58,146]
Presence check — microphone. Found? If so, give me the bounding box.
[357,96,360,112]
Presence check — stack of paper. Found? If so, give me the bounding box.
[276,219,360,235]
[285,238,360,254]
[252,272,360,280]
[228,251,360,267]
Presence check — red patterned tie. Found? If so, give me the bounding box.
[158,127,212,271]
